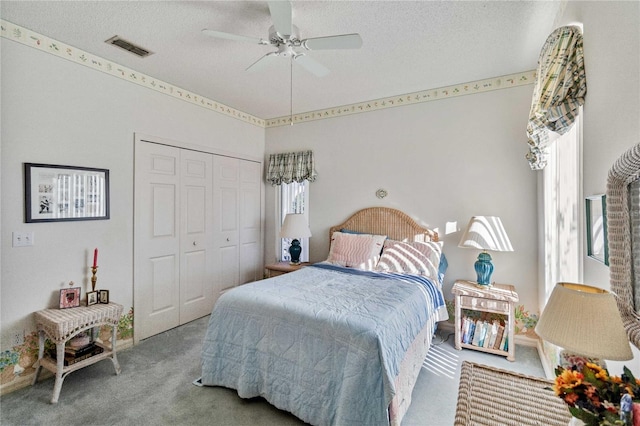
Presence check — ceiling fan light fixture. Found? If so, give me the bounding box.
[202,1,362,78]
[269,25,300,46]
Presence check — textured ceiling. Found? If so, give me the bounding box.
[1,1,563,120]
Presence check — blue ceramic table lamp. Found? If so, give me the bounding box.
[458,216,514,286]
[280,213,312,265]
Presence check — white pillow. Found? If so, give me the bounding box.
[375,240,443,279]
[326,232,387,270]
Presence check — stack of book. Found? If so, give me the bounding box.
[50,342,104,366]
[460,316,509,352]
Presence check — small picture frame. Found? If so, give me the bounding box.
[87,291,98,306]
[98,289,109,304]
[59,287,81,309]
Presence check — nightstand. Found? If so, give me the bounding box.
[451,280,519,361]
[265,261,310,278]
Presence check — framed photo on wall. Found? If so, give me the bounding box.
[24,163,110,223]
[60,287,81,309]
[586,194,609,266]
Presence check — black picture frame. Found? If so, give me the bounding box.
[98,289,109,304]
[586,195,609,266]
[87,291,98,306]
[24,163,110,223]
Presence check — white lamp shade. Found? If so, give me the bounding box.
[458,216,514,252]
[535,282,633,361]
[280,214,312,239]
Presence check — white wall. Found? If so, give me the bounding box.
[0,39,265,349]
[264,1,640,329]
[561,1,640,290]
[557,1,640,372]
[265,84,539,312]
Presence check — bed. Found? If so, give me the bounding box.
[200,207,448,426]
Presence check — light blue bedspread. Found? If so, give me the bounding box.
[200,263,448,426]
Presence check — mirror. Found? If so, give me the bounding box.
[607,142,640,348]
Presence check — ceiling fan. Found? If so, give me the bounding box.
[202,1,362,77]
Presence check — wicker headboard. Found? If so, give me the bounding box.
[329,207,438,243]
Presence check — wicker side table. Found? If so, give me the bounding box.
[454,361,571,426]
[32,302,123,403]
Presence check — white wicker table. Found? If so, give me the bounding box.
[32,302,123,403]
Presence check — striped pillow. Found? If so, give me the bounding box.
[327,232,387,270]
[375,240,443,279]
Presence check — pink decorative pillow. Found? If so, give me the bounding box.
[375,240,443,279]
[327,232,387,270]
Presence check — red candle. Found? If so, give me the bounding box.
[93,248,98,268]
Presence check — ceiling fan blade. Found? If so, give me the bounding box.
[302,34,363,50]
[246,52,279,73]
[268,1,292,37]
[294,53,330,77]
[202,29,268,45]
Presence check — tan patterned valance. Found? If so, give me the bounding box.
[266,150,317,185]
[526,26,587,170]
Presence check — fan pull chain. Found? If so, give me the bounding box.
[290,57,293,126]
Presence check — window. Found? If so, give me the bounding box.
[278,180,309,262]
[541,111,582,303]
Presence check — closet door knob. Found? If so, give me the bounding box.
[226,238,230,242]
[193,241,197,246]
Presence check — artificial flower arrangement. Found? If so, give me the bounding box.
[554,362,640,426]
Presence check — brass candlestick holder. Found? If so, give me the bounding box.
[91,266,98,292]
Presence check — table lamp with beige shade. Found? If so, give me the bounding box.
[536,282,633,369]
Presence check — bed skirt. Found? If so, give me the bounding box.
[389,318,437,425]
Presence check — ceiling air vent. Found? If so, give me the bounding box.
[105,35,153,58]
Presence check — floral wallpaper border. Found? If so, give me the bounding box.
[0,19,265,128]
[266,70,537,127]
[2,19,535,129]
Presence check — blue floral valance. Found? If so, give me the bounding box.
[266,150,317,185]
[526,25,587,170]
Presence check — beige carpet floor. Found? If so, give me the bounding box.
[0,316,545,426]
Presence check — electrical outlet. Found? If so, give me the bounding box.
[12,231,34,247]
[12,330,24,346]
